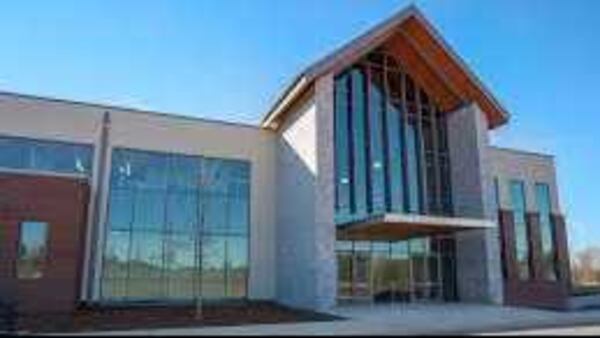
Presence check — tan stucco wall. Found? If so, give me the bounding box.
[104,109,277,301]
[0,93,278,302]
[0,93,104,144]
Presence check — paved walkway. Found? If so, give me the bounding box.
[479,325,600,336]
[57,303,600,336]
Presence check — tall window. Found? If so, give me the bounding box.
[101,148,250,301]
[0,136,93,176]
[405,78,422,214]
[17,221,49,279]
[334,49,451,223]
[350,67,369,219]
[510,180,530,280]
[368,65,387,214]
[536,183,557,281]
[334,73,352,223]
[385,62,404,213]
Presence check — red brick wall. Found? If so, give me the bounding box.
[0,173,89,315]
[498,209,570,309]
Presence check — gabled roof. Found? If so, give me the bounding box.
[261,5,510,130]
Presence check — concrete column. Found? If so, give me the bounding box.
[313,74,337,310]
[275,74,336,311]
[447,102,503,304]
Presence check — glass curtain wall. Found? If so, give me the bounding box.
[334,49,451,224]
[101,148,250,301]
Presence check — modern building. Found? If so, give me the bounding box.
[0,5,571,317]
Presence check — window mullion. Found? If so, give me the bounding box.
[400,72,410,213]
[431,104,442,215]
[416,88,428,214]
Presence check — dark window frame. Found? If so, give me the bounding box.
[333,50,452,222]
[101,147,251,302]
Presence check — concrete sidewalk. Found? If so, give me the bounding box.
[55,304,600,336]
[479,325,600,336]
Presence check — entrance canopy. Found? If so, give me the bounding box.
[337,213,495,241]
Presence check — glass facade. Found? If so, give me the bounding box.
[334,50,451,224]
[0,135,93,176]
[536,183,557,281]
[101,148,250,301]
[336,235,456,303]
[510,180,530,280]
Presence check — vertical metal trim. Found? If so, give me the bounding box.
[346,74,357,216]
[415,88,428,215]
[431,104,442,215]
[196,159,204,306]
[400,72,410,213]
[124,183,135,298]
[87,111,111,301]
[442,113,455,217]
[363,65,373,214]
[333,76,339,216]
[244,162,251,299]
[381,57,392,212]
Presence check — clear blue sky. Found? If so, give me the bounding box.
[0,0,598,252]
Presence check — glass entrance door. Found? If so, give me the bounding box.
[410,237,443,302]
[352,242,372,300]
[372,242,392,302]
[389,241,411,302]
[336,235,456,304]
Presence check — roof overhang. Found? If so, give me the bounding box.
[337,213,495,241]
[261,5,510,131]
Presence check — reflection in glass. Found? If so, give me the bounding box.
[108,189,134,231]
[0,136,93,175]
[353,251,371,298]
[390,242,411,301]
[203,194,228,234]
[167,190,198,234]
[133,189,166,231]
[335,72,352,223]
[337,249,353,298]
[368,67,386,214]
[336,236,453,303]
[100,148,250,301]
[333,51,451,222]
[371,242,390,301]
[227,236,248,298]
[536,183,557,281]
[202,236,226,299]
[406,120,421,213]
[351,68,368,219]
[17,221,49,279]
[510,180,530,280]
[0,137,28,169]
[386,99,404,212]
[103,230,130,279]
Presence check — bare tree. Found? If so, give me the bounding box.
[572,246,600,288]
